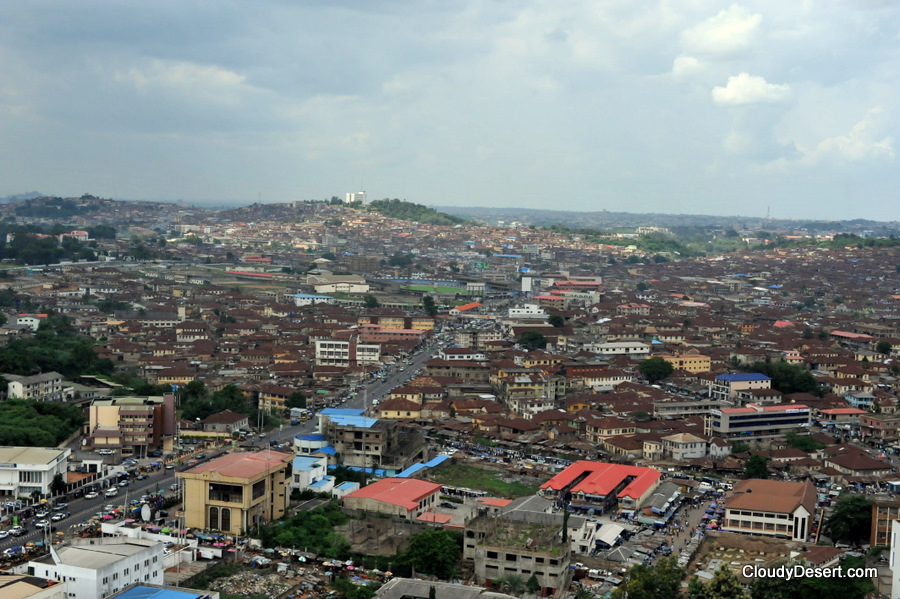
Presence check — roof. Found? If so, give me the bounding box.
[727,479,816,516]
[181,449,293,479]
[540,460,661,501]
[715,373,772,382]
[33,539,157,570]
[343,477,442,511]
[454,302,483,312]
[111,585,212,599]
[0,446,68,465]
[202,409,247,425]
[292,456,325,471]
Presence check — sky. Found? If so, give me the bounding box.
[1,1,898,221]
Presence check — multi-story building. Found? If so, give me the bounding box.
[290,456,333,494]
[722,479,816,541]
[28,538,164,599]
[653,353,711,374]
[87,395,176,458]
[586,341,651,360]
[314,338,381,367]
[455,328,503,349]
[709,373,772,401]
[0,447,70,500]
[860,414,900,445]
[0,573,66,599]
[321,415,424,476]
[5,372,65,402]
[178,449,293,534]
[704,403,810,440]
[341,477,441,519]
[872,495,900,548]
[538,461,661,516]
[464,517,570,595]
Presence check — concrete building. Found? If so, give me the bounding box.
[710,373,772,401]
[341,477,441,519]
[5,372,65,402]
[201,410,249,434]
[290,455,334,494]
[109,584,220,599]
[890,519,900,599]
[27,538,164,599]
[722,479,816,541]
[375,578,515,599]
[0,447,71,500]
[322,414,425,476]
[538,461,661,515]
[872,495,900,548]
[0,574,66,599]
[314,338,381,367]
[705,403,811,440]
[178,449,293,534]
[87,395,176,458]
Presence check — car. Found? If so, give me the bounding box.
[104,504,116,511]
[440,502,458,509]
[104,488,119,498]
[118,480,129,487]
[10,526,26,537]
[135,474,148,481]
[35,510,50,519]
[35,519,50,529]
[51,512,68,522]
[148,450,163,458]
[98,449,114,456]
[84,491,99,500]
[170,483,179,491]
[196,453,207,460]
[54,502,68,511]
[0,530,8,539]
[165,464,175,470]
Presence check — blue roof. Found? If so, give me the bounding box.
[113,587,209,599]
[424,454,450,468]
[715,373,771,382]
[310,476,334,488]
[396,463,427,478]
[295,434,326,442]
[292,456,325,471]
[294,293,334,299]
[328,415,379,428]
[320,408,365,417]
[336,481,359,490]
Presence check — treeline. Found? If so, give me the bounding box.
[0,398,85,447]
[368,199,468,226]
[0,224,116,265]
[0,316,114,378]
[14,197,102,218]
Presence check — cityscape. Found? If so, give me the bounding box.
[0,193,895,599]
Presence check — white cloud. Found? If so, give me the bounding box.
[115,60,246,93]
[681,4,762,56]
[798,107,894,165]
[712,73,790,105]
[671,55,703,79]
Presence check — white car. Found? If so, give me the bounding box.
[35,519,50,529]
[104,488,119,498]
[84,491,99,500]
[0,530,8,539]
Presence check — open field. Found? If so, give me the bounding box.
[402,284,462,293]
[428,462,544,498]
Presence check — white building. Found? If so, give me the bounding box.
[345,191,367,204]
[16,314,46,331]
[28,538,164,599]
[0,573,67,599]
[5,371,65,402]
[315,338,381,367]
[290,455,334,494]
[507,304,546,319]
[293,293,335,307]
[0,447,70,500]
[588,341,651,359]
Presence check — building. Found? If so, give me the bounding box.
[375,578,516,599]
[654,353,711,374]
[293,293,335,307]
[587,341,651,359]
[109,584,220,599]
[0,574,65,599]
[201,410,249,434]
[322,415,425,475]
[87,395,176,458]
[704,403,811,440]
[710,373,772,401]
[464,517,570,595]
[722,479,816,541]
[27,538,164,599]
[661,433,707,461]
[342,477,441,519]
[314,338,381,367]
[872,495,900,548]
[890,520,900,599]
[538,461,661,515]
[345,191,367,204]
[0,447,71,500]
[290,455,334,494]
[5,372,65,402]
[178,449,293,534]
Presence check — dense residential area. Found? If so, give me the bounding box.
[0,195,899,599]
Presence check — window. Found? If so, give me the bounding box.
[209,506,219,529]
[221,507,232,531]
[487,551,498,559]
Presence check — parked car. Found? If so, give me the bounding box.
[10,526,26,537]
[84,491,99,500]
[104,488,119,498]
[0,530,8,539]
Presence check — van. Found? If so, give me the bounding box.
[104,487,119,498]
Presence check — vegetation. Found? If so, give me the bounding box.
[518,330,548,351]
[744,455,769,479]
[824,495,873,544]
[257,500,351,558]
[747,556,874,599]
[688,565,746,599]
[785,431,824,452]
[0,398,85,447]
[422,295,438,317]
[429,463,541,497]
[398,529,461,579]
[331,577,380,599]
[639,356,674,383]
[747,361,822,396]
[0,315,114,378]
[612,556,683,599]
[368,199,468,226]
[548,314,565,328]
[179,383,275,429]
[14,197,101,219]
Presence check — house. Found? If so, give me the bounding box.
[723,479,817,541]
[661,433,707,461]
[539,461,661,515]
[290,456,334,494]
[5,371,65,402]
[201,410,249,434]
[342,478,441,519]
[710,373,772,401]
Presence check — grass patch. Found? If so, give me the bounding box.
[402,284,462,293]
[428,463,542,498]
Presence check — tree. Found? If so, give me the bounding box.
[518,330,548,351]
[636,282,649,292]
[612,557,683,599]
[422,295,438,317]
[748,557,873,599]
[363,295,380,309]
[400,529,460,579]
[825,494,873,544]
[744,455,769,479]
[548,314,565,328]
[748,361,821,396]
[526,573,540,594]
[429,585,436,599]
[639,357,674,383]
[50,472,67,497]
[688,565,746,599]
[784,431,824,452]
[877,340,892,355]
[286,391,307,409]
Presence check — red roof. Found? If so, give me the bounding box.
[541,461,661,501]
[454,302,482,312]
[821,408,867,415]
[182,449,292,479]
[344,478,442,511]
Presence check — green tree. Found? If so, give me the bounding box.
[422,295,438,317]
[639,357,674,383]
[548,314,565,328]
[612,557,683,599]
[636,282,649,292]
[286,391,307,409]
[526,573,540,594]
[784,431,824,452]
[748,557,873,599]
[50,472,67,497]
[518,330,548,351]
[688,565,746,599]
[400,529,461,579]
[429,586,436,599]
[876,340,892,355]
[744,455,769,479]
[363,295,381,309]
[747,361,821,396]
[825,495,873,544]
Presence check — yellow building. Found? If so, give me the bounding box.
[178,449,293,535]
[655,353,711,374]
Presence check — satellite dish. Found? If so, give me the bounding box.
[141,504,152,522]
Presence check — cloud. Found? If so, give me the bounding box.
[671,55,703,79]
[712,72,790,105]
[681,4,762,56]
[798,107,895,165]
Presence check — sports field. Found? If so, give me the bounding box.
[402,284,462,293]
